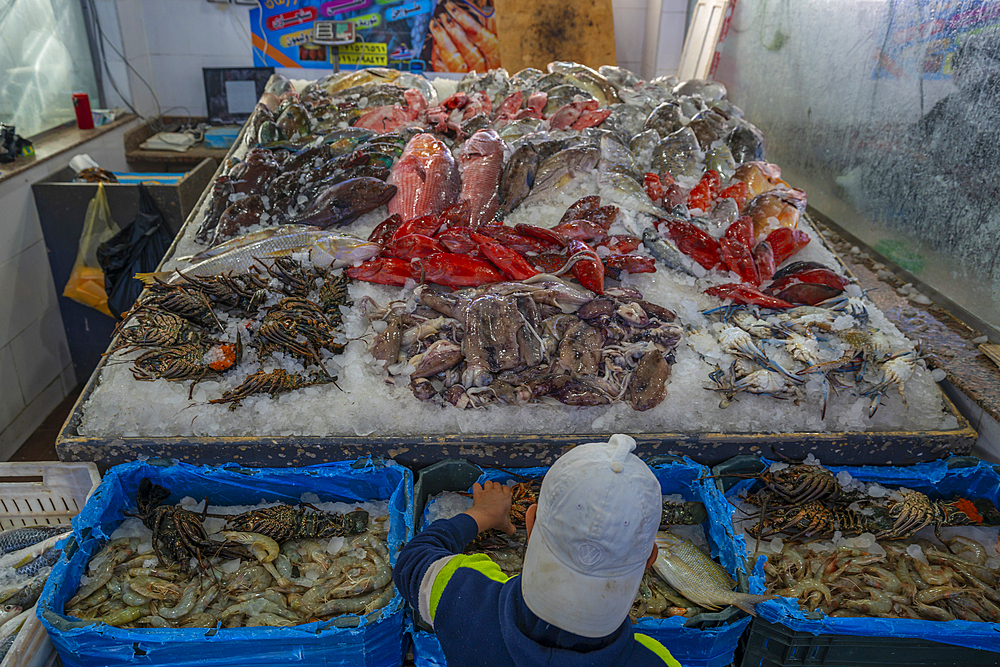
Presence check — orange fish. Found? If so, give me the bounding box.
[458,129,504,228]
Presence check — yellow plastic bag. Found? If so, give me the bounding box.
[63,183,120,317]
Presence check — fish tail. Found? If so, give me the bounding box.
[134,271,172,286]
[729,592,778,616]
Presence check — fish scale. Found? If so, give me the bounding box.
[653,531,775,615]
[0,525,70,556]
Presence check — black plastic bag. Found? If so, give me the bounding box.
[97,184,174,319]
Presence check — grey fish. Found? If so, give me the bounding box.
[547,62,622,105]
[497,119,544,143]
[397,72,439,106]
[6,576,46,609]
[651,127,703,180]
[289,177,397,229]
[653,531,775,615]
[0,525,70,556]
[543,84,595,114]
[705,145,737,180]
[598,136,642,182]
[15,548,61,577]
[727,120,767,163]
[499,143,540,217]
[0,605,21,629]
[456,69,509,110]
[521,147,601,207]
[643,228,696,277]
[598,65,641,90]
[0,631,15,662]
[672,79,728,101]
[644,102,684,137]
[630,129,661,172]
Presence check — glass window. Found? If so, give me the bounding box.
[716,1,1000,334]
[0,0,100,138]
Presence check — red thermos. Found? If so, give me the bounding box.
[73,92,94,129]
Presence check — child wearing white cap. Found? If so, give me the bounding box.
[394,434,682,666]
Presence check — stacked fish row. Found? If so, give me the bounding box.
[0,524,72,660]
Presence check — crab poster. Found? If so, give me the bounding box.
[249,0,435,70]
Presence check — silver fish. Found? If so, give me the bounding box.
[705,145,737,180]
[653,531,775,615]
[144,231,381,284]
[598,136,642,182]
[4,577,46,610]
[0,525,70,556]
[651,127,703,180]
[179,225,316,262]
[642,228,696,277]
[521,146,600,207]
[499,143,539,217]
[0,605,20,630]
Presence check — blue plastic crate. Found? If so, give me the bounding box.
[717,456,1000,656]
[38,458,413,667]
[410,457,756,667]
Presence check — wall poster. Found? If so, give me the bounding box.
[250,0,498,72]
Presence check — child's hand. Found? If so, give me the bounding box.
[464,481,516,535]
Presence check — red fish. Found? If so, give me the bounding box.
[387,133,461,222]
[458,129,504,228]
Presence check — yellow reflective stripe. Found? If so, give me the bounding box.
[429,554,510,622]
[634,633,683,666]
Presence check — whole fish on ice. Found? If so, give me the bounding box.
[388,133,461,221]
[652,531,775,615]
[139,230,382,284]
[288,177,397,229]
[457,129,504,228]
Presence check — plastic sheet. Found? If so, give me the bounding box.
[412,458,755,667]
[730,457,1000,654]
[38,458,413,667]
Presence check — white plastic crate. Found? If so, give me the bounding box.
[0,462,100,667]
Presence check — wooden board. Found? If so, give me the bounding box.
[678,0,730,80]
[495,0,616,72]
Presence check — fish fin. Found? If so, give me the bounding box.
[134,271,172,286]
[732,593,778,617]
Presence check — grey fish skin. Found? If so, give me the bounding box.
[7,576,46,610]
[15,548,61,577]
[597,172,668,219]
[642,228,697,277]
[520,147,601,207]
[498,143,539,217]
[0,629,15,661]
[288,177,397,229]
[0,525,70,556]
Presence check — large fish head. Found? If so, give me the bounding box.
[308,233,383,269]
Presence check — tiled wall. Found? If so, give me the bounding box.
[0,121,137,460]
[614,0,689,79]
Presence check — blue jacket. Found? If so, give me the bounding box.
[393,513,681,666]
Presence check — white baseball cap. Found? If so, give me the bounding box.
[521,434,662,638]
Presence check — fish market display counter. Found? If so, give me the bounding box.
[55,66,976,472]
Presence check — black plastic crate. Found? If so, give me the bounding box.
[741,616,1000,667]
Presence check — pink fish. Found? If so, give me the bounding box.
[457,129,504,229]
[387,133,461,221]
[353,89,427,133]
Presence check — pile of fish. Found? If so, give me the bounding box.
[0,524,72,660]
[63,482,394,629]
[90,60,950,433]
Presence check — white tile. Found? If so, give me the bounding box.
[0,376,63,462]
[0,241,56,348]
[0,177,45,267]
[614,0,648,9]
[661,0,688,13]
[613,7,647,66]
[11,306,71,405]
[60,363,78,397]
[0,346,26,433]
[117,0,151,62]
[151,55,210,117]
[656,11,687,76]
